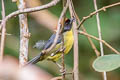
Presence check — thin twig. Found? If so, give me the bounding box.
[17,0,29,67]
[61,35,65,80]
[68,0,79,80]
[0,33,12,35]
[78,31,120,54]
[0,0,6,62]
[78,2,120,29]
[44,1,69,53]
[93,0,107,80]
[61,0,67,80]
[0,0,61,30]
[93,0,103,56]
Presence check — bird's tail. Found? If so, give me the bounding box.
[26,52,43,66]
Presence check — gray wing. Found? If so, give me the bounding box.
[43,34,62,50]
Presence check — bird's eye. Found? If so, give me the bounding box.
[65,19,70,25]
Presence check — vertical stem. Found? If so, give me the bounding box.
[61,35,65,80]
[0,0,6,62]
[68,0,79,80]
[61,16,65,80]
[73,20,79,80]
[93,0,107,80]
[61,0,67,80]
[17,0,29,67]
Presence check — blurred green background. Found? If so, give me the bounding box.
[0,0,120,80]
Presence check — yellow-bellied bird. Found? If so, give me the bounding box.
[27,18,74,65]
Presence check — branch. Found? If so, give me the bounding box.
[61,0,67,80]
[0,33,11,35]
[17,0,29,67]
[0,0,61,30]
[78,31,120,54]
[78,2,120,29]
[44,1,69,53]
[93,0,107,80]
[25,0,58,31]
[0,0,6,62]
[68,0,79,80]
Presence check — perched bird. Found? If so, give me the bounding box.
[27,18,74,65]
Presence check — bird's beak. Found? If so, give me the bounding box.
[70,17,75,24]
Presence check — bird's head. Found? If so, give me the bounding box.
[54,18,74,33]
[62,18,74,33]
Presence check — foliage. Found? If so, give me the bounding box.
[93,54,120,72]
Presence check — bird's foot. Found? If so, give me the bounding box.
[54,46,65,54]
[59,69,72,76]
[59,47,65,53]
[60,68,66,75]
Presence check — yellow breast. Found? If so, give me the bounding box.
[47,30,74,61]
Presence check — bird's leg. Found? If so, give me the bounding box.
[53,61,66,74]
[53,61,72,75]
[60,46,65,52]
[52,46,72,75]
[53,61,62,69]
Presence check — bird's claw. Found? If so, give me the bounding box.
[59,68,66,75]
[59,69,72,75]
[59,47,65,53]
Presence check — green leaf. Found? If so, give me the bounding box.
[92,54,120,72]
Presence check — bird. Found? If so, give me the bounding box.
[26,18,74,66]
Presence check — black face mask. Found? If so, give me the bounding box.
[62,18,74,33]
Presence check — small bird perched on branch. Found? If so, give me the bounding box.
[27,18,74,66]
